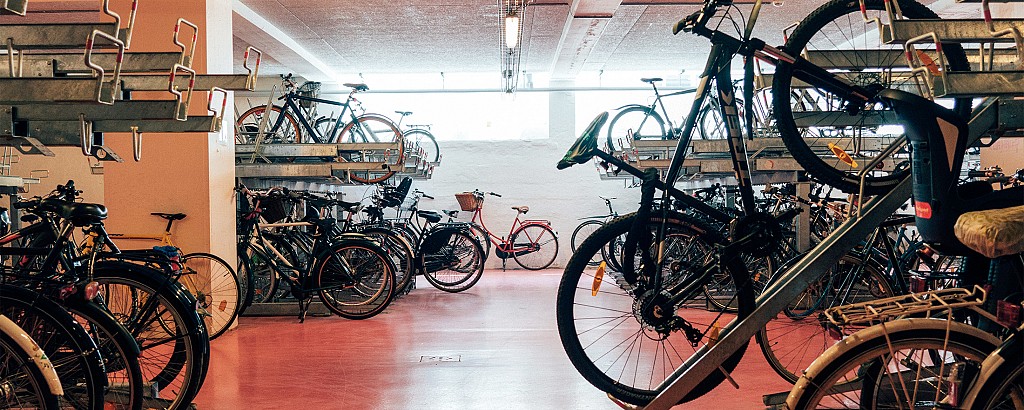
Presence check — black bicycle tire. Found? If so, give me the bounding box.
[241,243,279,305]
[360,227,416,294]
[422,231,485,293]
[0,285,107,410]
[757,254,895,384]
[512,224,559,270]
[964,333,1023,410]
[466,222,491,262]
[404,128,440,163]
[0,322,62,409]
[696,103,727,140]
[235,242,255,315]
[571,219,604,266]
[181,252,240,340]
[315,240,397,319]
[64,299,145,410]
[787,319,998,409]
[772,0,970,195]
[606,106,667,152]
[236,105,303,145]
[557,211,753,405]
[92,262,207,410]
[338,115,404,184]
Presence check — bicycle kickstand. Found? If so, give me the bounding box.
[298,297,314,323]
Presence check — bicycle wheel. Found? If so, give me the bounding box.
[703,253,776,312]
[64,300,144,410]
[240,243,278,305]
[422,231,485,293]
[361,227,416,294]
[571,220,604,266]
[181,252,240,340]
[0,315,62,409]
[93,262,207,410]
[0,285,107,410]
[467,222,491,261]
[511,224,558,270]
[236,105,302,145]
[557,211,753,405]
[405,128,440,163]
[606,106,666,152]
[338,115,404,184]
[964,334,1024,410]
[786,318,999,409]
[697,101,728,140]
[772,0,970,195]
[313,116,341,142]
[315,240,396,319]
[757,254,896,384]
[235,243,254,315]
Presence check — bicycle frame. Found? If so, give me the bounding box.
[266,91,360,144]
[468,204,552,254]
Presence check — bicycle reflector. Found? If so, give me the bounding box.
[591,261,606,296]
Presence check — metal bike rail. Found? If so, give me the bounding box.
[644,177,913,409]
[120,73,256,92]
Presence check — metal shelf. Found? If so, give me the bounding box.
[0,23,127,50]
[886,19,1024,43]
[3,52,185,75]
[934,70,1024,97]
[13,100,179,120]
[120,73,255,92]
[0,77,115,104]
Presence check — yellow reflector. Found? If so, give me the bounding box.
[709,321,721,347]
[828,143,859,168]
[591,261,606,296]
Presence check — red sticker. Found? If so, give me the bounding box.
[915,201,932,219]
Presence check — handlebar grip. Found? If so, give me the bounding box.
[489,192,502,197]
[968,170,999,178]
[422,194,435,200]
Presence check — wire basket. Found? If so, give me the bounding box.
[455,192,481,211]
[297,81,321,108]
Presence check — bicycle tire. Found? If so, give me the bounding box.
[786,318,999,409]
[314,240,397,319]
[757,254,895,384]
[466,222,491,262]
[313,116,341,143]
[557,211,753,405]
[404,128,440,163]
[606,105,666,152]
[422,231,485,293]
[703,253,776,312]
[772,0,970,195]
[360,227,416,294]
[64,300,144,410]
[570,220,604,266]
[511,224,558,270]
[240,243,279,305]
[236,105,303,145]
[963,333,1024,410]
[697,102,728,140]
[93,261,208,410]
[181,252,240,340]
[338,114,404,184]
[264,234,302,301]
[0,285,107,410]
[235,243,255,315]
[0,316,62,409]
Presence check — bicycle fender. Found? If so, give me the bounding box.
[612,104,650,111]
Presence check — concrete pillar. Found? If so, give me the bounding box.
[102,0,235,261]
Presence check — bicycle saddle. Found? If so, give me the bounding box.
[417,210,443,224]
[151,212,186,221]
[599,196,617,201]
[395,111,412,116]
[641,77,662,84]
[443,210,459,219]
[512,206,529,214]
[344,83,369,92]
[39,198,107,226]
[955,205,1024,259]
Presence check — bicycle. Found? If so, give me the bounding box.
[783,86,1024,410]
[236,74,405,184]
[569,196,618,267]
[554,0,962,404]
[236,185,397,321]
[106,212,239,340]
[393,110,440,164]
[456,189,558,271]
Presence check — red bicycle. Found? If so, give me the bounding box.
[456,190,559,270]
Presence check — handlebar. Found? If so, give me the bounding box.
[673,0,733,35]
[471,189,500,198]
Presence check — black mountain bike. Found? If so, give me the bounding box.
[555,0,967,405]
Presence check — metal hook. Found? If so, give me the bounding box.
[79,114,93,156]
[173,19,199,68]
[131,126,141,161]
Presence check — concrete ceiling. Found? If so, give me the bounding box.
[232,0,981,86]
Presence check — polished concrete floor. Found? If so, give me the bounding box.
[194,269,793,409]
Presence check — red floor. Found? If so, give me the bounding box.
[194,269,793,409]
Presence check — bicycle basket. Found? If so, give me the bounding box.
[297,81,321,108]
[259,195,288,223]
[455,192,481,211]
